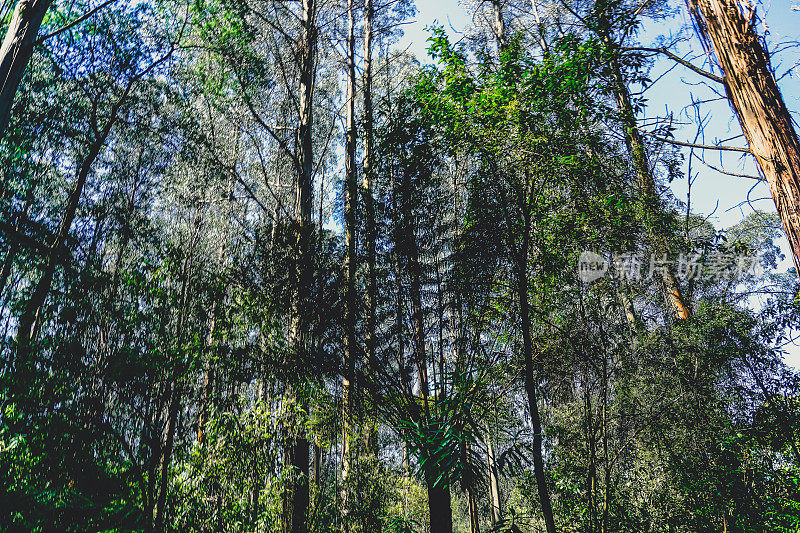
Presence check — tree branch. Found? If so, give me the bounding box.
[34,0,117,46]
[637,127,751,154]
[692,152,765,181]
[625,46,725,84]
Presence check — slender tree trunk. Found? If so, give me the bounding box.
[0,0,52,138]
[154,250,192,529]
[585,377,597,532]
[485,424,502,525]
[284,0,315,530]
[465,441,480,533]
[601,350,610,533]
[16,104,121,353]
[362,0,375,377]
[688,0,800,273]
[340,0,357,525]
[530,0,549,55]
[251,379,266,527]
[517,206,557,533]
[361,6,381,530]
[607,54,692,320]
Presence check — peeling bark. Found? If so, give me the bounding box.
[688,0,800,273]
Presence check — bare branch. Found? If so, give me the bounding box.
[625,46,724,84]
[692,152,765,181]
[637,127,751,153]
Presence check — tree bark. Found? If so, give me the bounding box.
[490,0,507,51]
[340,0,357,525]
[360,10,381,531]
[362,0,378,454]
[465,441,480,533]
[485,424,502,525]
[0,0,52,138]
[688,0,800,273]
[517,206,557,533]
[424,466,454,533]
[608,52,692,320]
[283,0,315,530]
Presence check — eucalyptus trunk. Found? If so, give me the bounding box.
[341,0,357,525]
[517,204,557,533]
[283,0,315,530]
[0,0,52,137]
[688,0,800,273]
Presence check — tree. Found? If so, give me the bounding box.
[686,0,800,274]
[0,0,53,137]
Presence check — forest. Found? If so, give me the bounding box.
[1,0,800,530]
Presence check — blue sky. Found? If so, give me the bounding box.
[398,0,800,363]
[400,0,799,236]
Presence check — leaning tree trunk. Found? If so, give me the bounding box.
[0,0,52,138]
[16,94,125,353]
[608,55,692,320]
[687,0,800,273]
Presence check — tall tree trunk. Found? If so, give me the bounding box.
[154,251,192,530]
[465,441,480,533]
[0,0,52,138]
[490,0,507,51]
[687,0,800,273]
[284,0,315,530]
[517,206,557,533]
[16,100,122,353]
[608,53,692,320]
[362,0,377,447]
[485,423,502,525]
[341,0,357,526]
[402,176,453,533]
[361,5,381,529]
